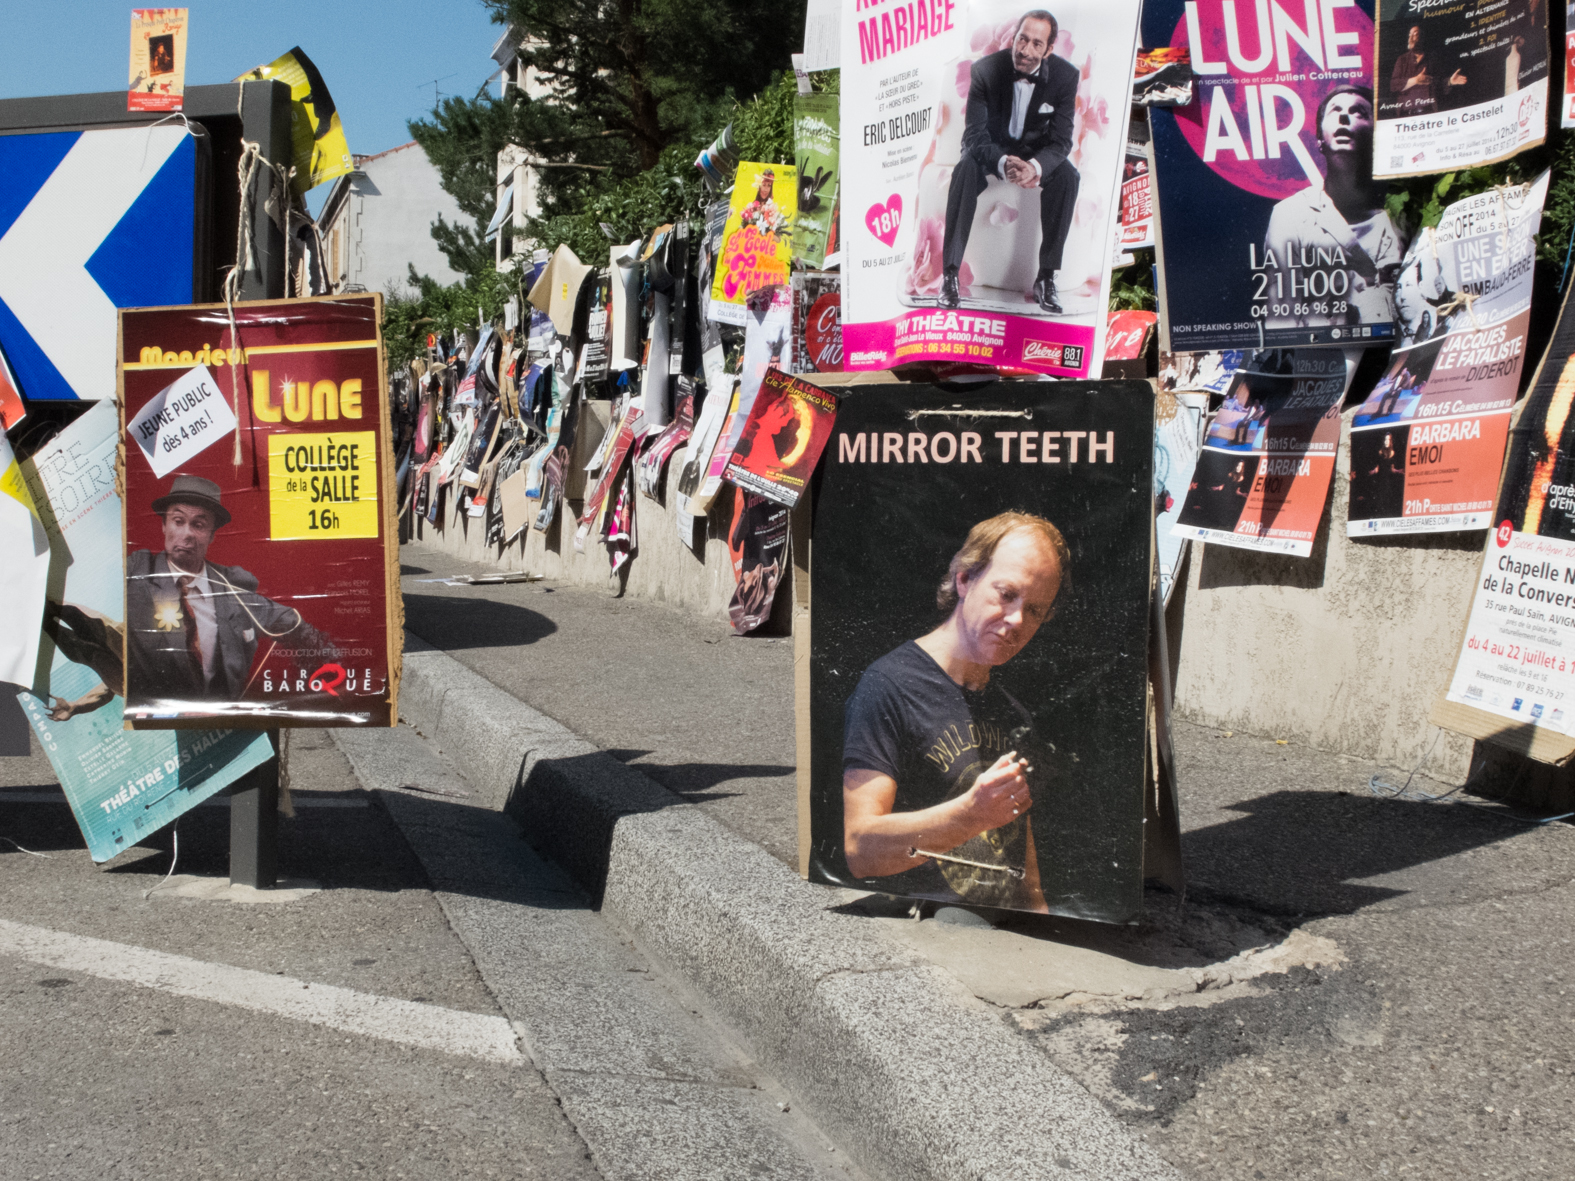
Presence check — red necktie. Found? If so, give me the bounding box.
[178,575,204,683]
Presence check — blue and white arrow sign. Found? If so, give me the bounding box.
[0,125,195,402]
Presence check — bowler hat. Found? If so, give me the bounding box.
[151,474,231,528]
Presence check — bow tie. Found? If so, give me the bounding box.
[1014,69,1039,83]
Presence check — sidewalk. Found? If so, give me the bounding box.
[401,538,1575,1181]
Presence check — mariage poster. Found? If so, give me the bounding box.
[839,0,1142,378]
[1146,0,1411,353]
[1348,173,1547,536]
[1374,0,1549,178]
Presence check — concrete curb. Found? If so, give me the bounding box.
[398,636,1180,1181]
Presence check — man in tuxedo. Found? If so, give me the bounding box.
[942,9,1080,314]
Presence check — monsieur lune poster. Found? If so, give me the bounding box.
[840,0,1143,378]
[807,382,1155,923]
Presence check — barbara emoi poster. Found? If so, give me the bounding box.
[807,381,1155,922]
[1145,0,1412,353]
[839,0,1142,378]
[1374,0,1549,179]
[1172,347,1358,556]
[118,296,400,728]
[1440,283,1575,743]
[1348,172,1548,536]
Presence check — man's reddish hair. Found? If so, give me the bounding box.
[937,512,1069,612]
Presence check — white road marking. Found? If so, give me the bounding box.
[0,919,522,1064]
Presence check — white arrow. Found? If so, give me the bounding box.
[0,125,187,402]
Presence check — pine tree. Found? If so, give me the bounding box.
[409,0,806,277]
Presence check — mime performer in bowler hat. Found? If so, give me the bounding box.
[941,8,1080,315]
[123,474,337,705]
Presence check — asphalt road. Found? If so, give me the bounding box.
[400,547,799,867]
[0,723,856,1181]
[399,538,1575,1181]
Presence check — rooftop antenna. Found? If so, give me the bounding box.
[417,74,458,107]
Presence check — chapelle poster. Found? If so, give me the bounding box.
[1146,0,1412,353]
[840,0,1142,378]
[1442,283,1575,743]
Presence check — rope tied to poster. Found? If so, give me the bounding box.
[221,89,296,465]
[1434,289,1481,331]
[0,836,52,859]
[143,824,179,899]
[905,407,1033,421]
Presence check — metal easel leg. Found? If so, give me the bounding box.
[229,729,279,888]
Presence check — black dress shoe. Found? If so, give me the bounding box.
[1033,275,1062,315]
[940,270,960,308]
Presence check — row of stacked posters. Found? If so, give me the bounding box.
[840,0,1144,378]
[1349,172,1548,535]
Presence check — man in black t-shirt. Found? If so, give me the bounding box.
[842,511,1068,911]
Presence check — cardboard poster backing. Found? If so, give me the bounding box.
[117,295,402,729]
[798,376,1158,922]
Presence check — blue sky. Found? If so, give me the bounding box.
[2,0,507,207]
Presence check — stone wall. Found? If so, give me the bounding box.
[1169,402,1480,783]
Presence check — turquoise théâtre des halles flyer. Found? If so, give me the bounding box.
[17,401,273,862]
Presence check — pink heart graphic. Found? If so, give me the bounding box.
[865,195,903,247]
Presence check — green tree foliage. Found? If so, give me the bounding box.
[408,0,807,276]
[382,265,519,369]
[526,70,839,260]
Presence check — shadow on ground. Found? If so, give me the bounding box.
[401,592,557,649]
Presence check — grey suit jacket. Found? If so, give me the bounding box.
[125,549,336,704]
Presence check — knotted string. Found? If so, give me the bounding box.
[220,88,296,464]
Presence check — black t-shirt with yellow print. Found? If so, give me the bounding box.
[841,640,1046,908]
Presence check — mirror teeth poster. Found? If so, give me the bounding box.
[840,0,1144,378]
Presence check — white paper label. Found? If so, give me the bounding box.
[127,365,237,478]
